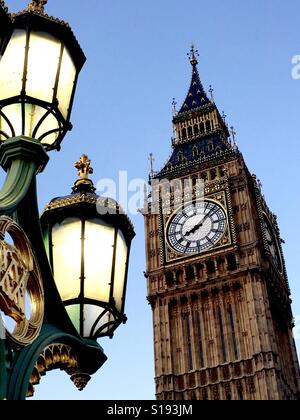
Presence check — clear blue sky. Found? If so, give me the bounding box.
[3,0,300,400]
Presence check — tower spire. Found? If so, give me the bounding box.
[178,45,210,114]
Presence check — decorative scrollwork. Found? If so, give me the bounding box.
[28,343,80,398]
[0,216,44,347]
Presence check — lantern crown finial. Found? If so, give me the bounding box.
[28,0,47,14]
[73,154,96,194]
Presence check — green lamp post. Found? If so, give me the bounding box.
[0,1,134,400]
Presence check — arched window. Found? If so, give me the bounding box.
[186,266,195,282]
[206,120,211,132]
[208,142,214,152]
[201,172,208,181]
[210,169,217,180]
[176,269,184,284]
[196,311,204,368]
[194,125,199,136]
[165,272,174,288]
[178,152,184,163]
[188,126,193,137]
[206,260,216,275]
[227,254,237,271]
[228,304,239,360]
[182,128,187,139]
[200,122,205,133]
[217,306,227,363]
[217,257,226,273]
[182,313,193,371]
[196,263,205,279]
[192,146,198,158]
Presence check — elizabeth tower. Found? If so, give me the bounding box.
[144,47,300,400]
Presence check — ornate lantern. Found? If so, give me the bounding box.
[40,156,135,339]
[0,1,86,150]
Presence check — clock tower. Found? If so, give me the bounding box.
[144,47,300,400]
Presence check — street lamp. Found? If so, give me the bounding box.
[0,1,135,400]
[0,1,85,150]
[41,155,135,339]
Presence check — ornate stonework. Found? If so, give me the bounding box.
[144,53,300,400]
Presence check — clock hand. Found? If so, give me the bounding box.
[184,207,219,237]
[184,214,209,237]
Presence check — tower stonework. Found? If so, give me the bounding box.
[144,48,300,400]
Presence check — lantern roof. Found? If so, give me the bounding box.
[41,156,135,243]
[11,4,86,71]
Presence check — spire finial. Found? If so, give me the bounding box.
[28,0,48,14]
[148,153,155,177]
[172,98,177,116]
[222,111,227,125]
[72,155,96,194]
[230,126,238,150]
[188,44,199,66]
[209,85,214,102]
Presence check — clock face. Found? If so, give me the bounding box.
[167,201,227,255]
[263,216,282,272]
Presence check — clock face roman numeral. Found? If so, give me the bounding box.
[167,201,228,255]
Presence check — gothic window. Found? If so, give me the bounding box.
[188,126,193,137]
[220,166,226,177]
[208,142,214,152]
[206,120,211,132]
[228,304,239,360]
[215,146,221,155]
[176,269,184,285]
[237,383,244,400]
[217,257,226,273]
[182,313,193,371]
[210,168,217,180]
[165,271,174,288]
[192,146,198,158]
[206,260,216,275]
[195,311,204,368]
[217,306,227,363]
[182,128,187,139]
[196,263,205,279]
[194,125,199,136]
[200,151,205,160]
[185,266,195,282]
[200,122,205,133]
[227,254,237,271]
[178,152,184,163]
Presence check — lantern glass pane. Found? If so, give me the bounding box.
[113,230,128,312]
[0,103,60,144]
[52,217,81,301]
[83,304,104,338]
[26,31,61,103]
[32,105,60,146]
[84,219,115,303]
[66,305,80,334]
[0,29,26,100]
[0,103,22,139]
[57,47,76,119]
